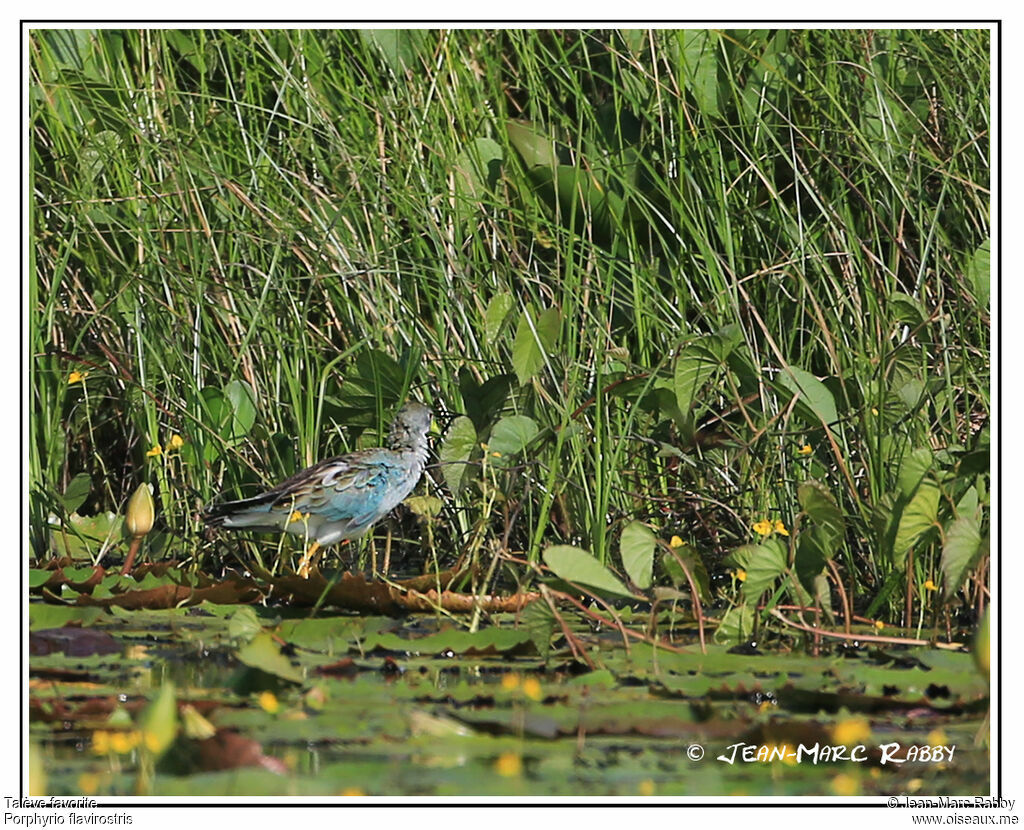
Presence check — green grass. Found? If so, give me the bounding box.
[30,28,990,637]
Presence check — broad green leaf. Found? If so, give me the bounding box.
[966,238,990,309]
[893,480,940,566]
[488,415,539,460]
[484,293,513,345]
[62,472,92,515]
[405,494,443,518]
[778,366,838,428]
[956,485,979,519]
[520,599,557,660]
[236,632,304,684]
[812,572,834,619]
[797,480,844,554]
[619,521,656,589]
[889,292,926,327]
[439,415,477,494]
[550,165,623,243]
[795,530,829,595]
[223,379,257,443]
[543,545,634,598]
[713,604,756,644]
[737,543,788,600]
[506,120,557,168]
[359,29,429,73]
[661,544,711,602]
[454,137,503,197]
[139,682,177,758]
[350,348,408,401]
[898,447,934,498]
[681,30,720,117]
[673,343,717,413]
[79,129,122,184]
[511,306,560,385]
[941,514,982,599]
[706,323,743,361]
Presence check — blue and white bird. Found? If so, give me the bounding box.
[204,402,432,576]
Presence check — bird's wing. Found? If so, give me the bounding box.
[262,449,407,524]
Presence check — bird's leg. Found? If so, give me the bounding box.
[297,540,321,578]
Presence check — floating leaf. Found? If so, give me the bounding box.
[542,545,633,598]
[236,632,304,684]
[619,521,656,589]
[439,415,477,494]
[227,606,263,643]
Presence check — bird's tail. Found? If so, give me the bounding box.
[203,492,280,528]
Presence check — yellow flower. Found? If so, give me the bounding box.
[797,444,813,455]
[923,579,938,592]
[501,673,520,691]
[494,752,522,777]
[871,407,879,416]
[289,511,310,524]
[638,780,655,796]
[773,520,789,536]
[340,787,365,796]
[832,716,871,746]
[91,731,111,754]
[145,444,162,458]
[110,731,140,755]
[522,677,542,701]
[68,371,89,384]
[167,434,185,451]
[734,568,747,582]
[670,535,685,548]
[873,620,885,631]
[831,773,860,796]
[258,692,279,713]
[77,773,101,795]
[752,520,773,536]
